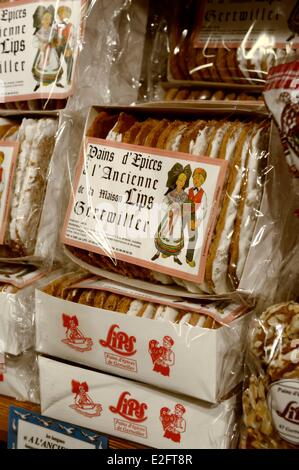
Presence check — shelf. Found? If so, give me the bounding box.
[0,395,147,449]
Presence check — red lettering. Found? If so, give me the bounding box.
[99,324,137,356]
[109,391,148,423]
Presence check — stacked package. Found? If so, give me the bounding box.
[36,269,247,448]
[0,265,41,403]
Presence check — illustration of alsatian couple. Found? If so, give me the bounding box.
[151,163,207,268]
[32,4,75,90]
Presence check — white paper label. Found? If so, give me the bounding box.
[17,419,95,449]
[0,0,86,102]
[0,141,18,244]
[193,0,299,48]
[268,379,299,445]
[62,138,228,283]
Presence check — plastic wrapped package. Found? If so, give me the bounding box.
[39,355,240,449]
[240,301,299,449]
[66,0,149,110]
[58,103,291,303]
[164,0,299,86]
[263,58,299,302]
[0,264,47,355]
[36,269,251,403]
[0,113,61,263]
[0,0,92,111]
[0,351,39,403]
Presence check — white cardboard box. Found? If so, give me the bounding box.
[35,289,249,403]
[39,356,239,449]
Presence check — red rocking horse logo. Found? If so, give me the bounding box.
[148,336,175,377]
[61,314,93,352]
[69,380,102,418]
[160,403,186,443]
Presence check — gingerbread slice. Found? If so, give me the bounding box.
[116,296,133,313]
[106,113,137,142]
[134,119,159,146]
[86,111,118,138]
[122,122,143,144]
[78,289,97,306]
[156,120,184,149]
[144,119,170,148]
[210,123,253,293]
[165,122,189,151]
[178,119,206,153]
[229,122,270,287]
[103,293,120,311]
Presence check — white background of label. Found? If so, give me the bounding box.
[17,419,95,449]
[268,379,299,445]
[39,356,238,449]
[0,0,83,101]
[35,290,247,403]
[63,139,226,283]
[194,0,299,48]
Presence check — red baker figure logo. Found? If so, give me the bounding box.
[69,380,102,418]
[61,314,93,352]
[160,403,186,443]
[148,336,175,377]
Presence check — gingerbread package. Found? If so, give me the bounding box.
[39,355,240,449]
[0,113,60,262]
[57,103,290,303]
[36,269,250,403]
[0,0,91,111]
[240,302,299,449]
[165,0,299,86]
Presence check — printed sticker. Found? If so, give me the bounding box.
[193,0,299,49]
[62,138,228,283]
[268,379,299,445]
[0,0,87,102]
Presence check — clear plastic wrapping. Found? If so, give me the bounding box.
[56,103,294,304]
[240,301,299,449]
[36,269,251,403]
[0,350,39,403]
[66,0,149,110]
[39,355,240,449]
[0,112,59,263]
[0,264,43,355]
[0,0,93,111]
[164,0,299,86]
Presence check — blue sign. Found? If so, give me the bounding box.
[7,406,108,449]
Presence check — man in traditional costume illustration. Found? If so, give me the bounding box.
[160,403,186,443]
[185,168,208,268]
[149,336,175,377]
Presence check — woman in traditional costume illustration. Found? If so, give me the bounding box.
[32,6,62,90]
[151,163,191,265]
